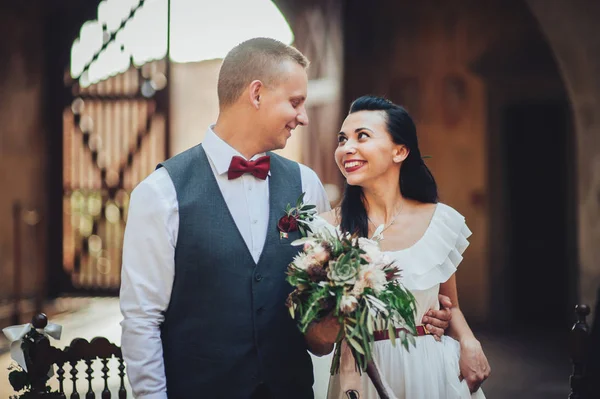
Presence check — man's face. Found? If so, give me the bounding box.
[255,60,309,151]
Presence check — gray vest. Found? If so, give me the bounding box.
[158,144,314,398]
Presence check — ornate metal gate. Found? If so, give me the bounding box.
[62,62,168,292]
[59,0,169,293]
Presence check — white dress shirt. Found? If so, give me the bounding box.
[120,127,331,399]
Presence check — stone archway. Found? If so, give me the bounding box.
[469,0,578,329]
[525,0,600,317]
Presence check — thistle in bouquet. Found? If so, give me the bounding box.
[285,223,418,376]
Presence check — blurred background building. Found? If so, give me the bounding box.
[1,0,599,397]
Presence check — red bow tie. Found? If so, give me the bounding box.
[227,155,271,180]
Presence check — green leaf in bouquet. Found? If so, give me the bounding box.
[333,238,343,255]
[356,350,366,372]
[335,320,345,343]
[346,324,361,340]
[344,323,355,338]
[346,336,365,355]
[330,342,343,375]
[290,236,314,247]
[357,323,372,359]
[388,322,396,347]
[408,332,416,347]
[367,312,374,335]
[299,225,306,237]
[301,204,316,211]
[399,329,407,348]
[298,285,331,332]
[362,337,372,362]
[359,304,367,326]
[288,304,295,319]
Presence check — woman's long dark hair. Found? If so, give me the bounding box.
[339,95,438,237]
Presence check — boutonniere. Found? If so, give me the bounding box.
[278,192,317,239]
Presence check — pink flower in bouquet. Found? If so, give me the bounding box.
[385,266,402,281]
[313,244,331,264]
[360,253,372,263]
[352,279,367,297]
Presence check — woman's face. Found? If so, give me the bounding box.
[335,110,407,187]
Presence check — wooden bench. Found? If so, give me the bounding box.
[8,313,127,398]
[569,288,600,399]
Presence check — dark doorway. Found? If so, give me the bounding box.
[503,100,573,330]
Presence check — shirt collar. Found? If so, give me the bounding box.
[203,125,270,177]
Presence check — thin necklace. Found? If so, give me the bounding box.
[368,202,404,234]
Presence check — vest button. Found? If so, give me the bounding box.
[255,273,263,282]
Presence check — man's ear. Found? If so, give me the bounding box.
[248,80,263,109]
[393,145,410,163]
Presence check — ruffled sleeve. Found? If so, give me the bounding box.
[399,203,472,291]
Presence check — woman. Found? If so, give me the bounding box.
[306,96,490,398]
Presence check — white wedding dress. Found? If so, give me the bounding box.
[326,203,486,399]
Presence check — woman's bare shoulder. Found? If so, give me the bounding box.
[405,199,438,215]
[319,208,341,226]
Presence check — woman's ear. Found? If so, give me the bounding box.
[393,145,410,163]
[248,80,263,109]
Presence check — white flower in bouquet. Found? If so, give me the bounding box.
[291,252,312,271]
[358,265,388,294]
[339,294,359,314]
[358,237,386,264]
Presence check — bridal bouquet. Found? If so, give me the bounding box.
[285,218,418,375]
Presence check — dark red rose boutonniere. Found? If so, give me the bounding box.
[278,192,318,239]
[278,215,299,235]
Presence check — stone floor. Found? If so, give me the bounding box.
[1,298,571,398]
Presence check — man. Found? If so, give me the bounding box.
[120,38,458,399]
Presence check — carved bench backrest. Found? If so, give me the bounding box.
[19,314,127,399]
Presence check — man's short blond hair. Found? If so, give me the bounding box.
[217,37,309,108]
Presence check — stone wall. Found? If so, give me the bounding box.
[0,5,47,304]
